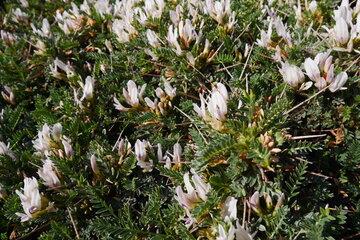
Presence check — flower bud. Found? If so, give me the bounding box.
[329,72,348,92]
[279,62,305,88]
[90,154,100,175]
[334,17,350,45]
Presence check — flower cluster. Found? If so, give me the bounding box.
[32,123,73,158]
[279,51,348,92]
[326,0,360,52]
[157,143,182,169]
[37,159,61,188]
[304,51,348,92]
[175,169,211,227]
[1,0,359,238]
[73,76,95,108]
[114,80,146,111]
[134,139,153,172]
[193,82,229,130]
[15,177,54,222]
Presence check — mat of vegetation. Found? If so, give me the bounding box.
[1,0,360,239]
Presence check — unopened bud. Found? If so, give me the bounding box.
[90,154,100,175]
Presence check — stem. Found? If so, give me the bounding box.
[284,86,329,115]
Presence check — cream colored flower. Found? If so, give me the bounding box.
[193,83,229,130]
[15,177,42,222]
[38,159,60,188]
[175,169,211,210]
[279,62,305,88]
[135,139,153,172]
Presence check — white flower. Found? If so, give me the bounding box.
[118,138,132,158]
[249,191,260,214]
[257,20,273,48]
[147,0,165,19]
[104,39,113,53]
[51,123,62,142]
[81,76,95,101]
[157,142,182,168]
[204,0,236,30]
[0,109,4,122]
[15,177,42,222]
[303,52,347,91]
[175,169,211,210]
[178,19,199,48]
[125,80,145,107]
[164,82,176,99]
[222,196,238,221]
[208,89,227,121]
[19,0,29,8]
[34,40,46,55]
[31,18,51,38]
[38,159,60,188]
[334,17,350,45]
[50,58,75,79]
[209,83,229,120]
[234,222,253,240]
[166,25,182,55]
[55,9,83,34]
[193,93,207,119]
[1,30,17,45]
[139,0,165,24]
[170,4,182,25]
[308,1,318,13]
[326,0,360,51]
[304,58,321,82]
[186,52,196,66]
[217,219,253,240]
[90,154,100,175]
[293,1,302,26]
[146,29,161,48]
[80,0,91,15]
[113,0,137,18]
[94,0,112,18]
[329,72,348,92]
[157,143,171,169]
[193,83,229,130]
[273,17,292,46]
[334,1,352,24]
[172,143,182,165]
[33,123,73,158]
[112,18,137,43]
[135,139,153,172]
[279,62,305,88]
[33,124,51,155]
[61,137,73,158]
[135,139,147,162]
[12,8,28,24]
[114,80,146,111]
[144,97,158,110]
[0,141,16,160]
[113,97,129,111]
[217,224,236,240]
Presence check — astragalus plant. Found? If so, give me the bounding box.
[0,0,360,239]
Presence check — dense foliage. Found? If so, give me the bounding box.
[1,0,360,239]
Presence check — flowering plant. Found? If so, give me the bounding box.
[0,0,359,239]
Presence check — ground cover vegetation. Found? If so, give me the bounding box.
[0,0,360,239]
